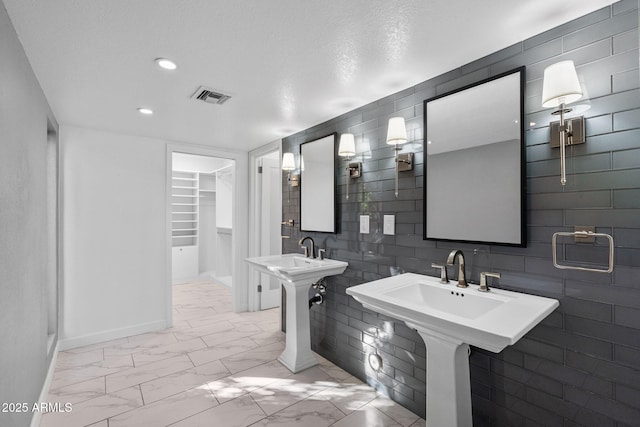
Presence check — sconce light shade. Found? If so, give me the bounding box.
[281,152,295,171]
[338,133,356,157]
[541,60,582,108]
[386,117,408,145]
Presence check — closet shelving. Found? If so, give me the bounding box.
[171,171,199,247]
[171,164,232,285]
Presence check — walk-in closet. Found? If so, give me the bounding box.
[171,153,234,286]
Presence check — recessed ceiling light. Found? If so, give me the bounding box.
[137,107,154,115]
[155,58,177,70]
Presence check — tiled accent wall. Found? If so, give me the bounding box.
[282,1,640,424]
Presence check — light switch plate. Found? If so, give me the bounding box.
[360,215,370,234]
[383,215,395,235]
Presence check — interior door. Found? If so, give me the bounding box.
[259,156,282,309]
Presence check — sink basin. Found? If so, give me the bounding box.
[348,273,558,353]
[246,253,347,284]
[245,253,348,373]
[382,281,506,320]
[347,272,558,427]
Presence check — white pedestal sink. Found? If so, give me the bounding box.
[246,254,348,373]
[347,273,559,427]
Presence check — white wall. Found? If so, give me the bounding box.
[215,168,234,282]
[60,126,168,348]
[0,4,58,426]
[199,196,217,274]
[60,127,252,347]
[216,168,234,229]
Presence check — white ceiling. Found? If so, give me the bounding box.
[4,0,615,152]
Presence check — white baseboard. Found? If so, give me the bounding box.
[215,275,233,288]
[172,271,217,285]
[57,320,169,351]
[172,275,202,285]
[30,341,59,427]
[198,270,216,280]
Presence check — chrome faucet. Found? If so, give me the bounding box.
[479,272,501,292]
[299,236,315,258]
[431,263,449,283]
[446,250,468,288]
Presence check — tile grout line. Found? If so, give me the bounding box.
[46,281,423,426]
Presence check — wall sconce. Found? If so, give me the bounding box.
[281,152,299,186]
[386,117,414,197]
[542,60,585,186]
[338,133,362,200]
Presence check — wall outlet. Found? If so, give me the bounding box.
[360,215,370,234]
[384,215,395,235]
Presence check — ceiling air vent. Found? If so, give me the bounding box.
[191,86,231,105]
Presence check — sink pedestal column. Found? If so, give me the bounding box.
[278,280,318,373]
[408,324,472,427]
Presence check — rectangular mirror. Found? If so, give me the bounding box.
[300,133,336,233]
[424,67,525,246]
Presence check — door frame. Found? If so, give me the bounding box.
[248,140,282,311]
[165,143,249,324]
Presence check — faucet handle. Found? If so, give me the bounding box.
[431,263,449,284]
[300,246,309,257]
[318,248,326,260]
[479,272,501,292]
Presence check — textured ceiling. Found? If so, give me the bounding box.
[3,0,615,151]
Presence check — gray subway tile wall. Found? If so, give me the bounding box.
[281,0,640,424]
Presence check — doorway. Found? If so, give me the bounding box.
[170,152,235,287]
[165,144,249,326]
[248,141,283,311]
[258,151,282,309]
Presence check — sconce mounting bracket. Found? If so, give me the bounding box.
[550,117,585,148]
[348,162,362,178]
[397,153,414,172]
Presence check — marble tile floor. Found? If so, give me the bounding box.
[42,280,426,427]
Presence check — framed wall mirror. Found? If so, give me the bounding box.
[423,67,525,246]
[300,133,337,233]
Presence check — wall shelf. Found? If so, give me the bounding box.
[171,170,198,247]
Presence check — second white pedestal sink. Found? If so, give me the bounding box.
[347,273,559,427]
[246,254,348,373]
